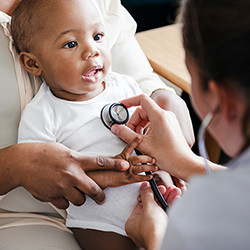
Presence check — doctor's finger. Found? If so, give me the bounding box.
[120,94,156,110]
[111,123,139,145]
[139,182,157,209]
[162,186,181,206]
[121,94,161,121]
[137,184,166,204]
[172,176,187,192]
[126,107,149,134]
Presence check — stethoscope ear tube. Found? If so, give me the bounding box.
[135,149,168,213]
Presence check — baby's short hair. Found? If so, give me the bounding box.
[11,0,49,54]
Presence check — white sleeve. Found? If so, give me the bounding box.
[92,0,175,96]
[18,103,56,144]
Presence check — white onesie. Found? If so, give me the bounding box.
[18,72,142,236]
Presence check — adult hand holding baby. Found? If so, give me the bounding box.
[2,142,130,209]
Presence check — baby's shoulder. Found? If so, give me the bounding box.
[22,83,54,114]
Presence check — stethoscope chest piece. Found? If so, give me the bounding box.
[101,103,129,129]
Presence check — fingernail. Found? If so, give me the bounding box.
[97,198,106,205]
[141,182,149,190]
[120,161,129,170]
[111,125,119,135]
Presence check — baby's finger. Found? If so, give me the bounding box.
[130,174,153,183]
[119,135,143,160]
[131,164,158,175]
[129,155,155,166]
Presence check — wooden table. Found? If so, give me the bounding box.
[135,23,191,93]
[136,24,222,162]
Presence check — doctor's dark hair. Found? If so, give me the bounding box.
[180,0,250,147]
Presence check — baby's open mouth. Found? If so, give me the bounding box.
[82,66,102,82]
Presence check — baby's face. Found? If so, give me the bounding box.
[31,0,111,101]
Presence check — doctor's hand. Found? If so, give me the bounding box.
[111,94,199,181]
[152,170,182,205]
[125,182,168,250]
[1,142,129,209]
[150,89,195,147]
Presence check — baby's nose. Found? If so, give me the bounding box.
[82,44,100,60]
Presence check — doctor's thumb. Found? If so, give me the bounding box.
[139,182,155,205]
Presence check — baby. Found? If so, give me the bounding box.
[11,0,179,249]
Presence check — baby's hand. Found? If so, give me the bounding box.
[120,154,157,185]
[87,136,157,189]
[114,135,157,185]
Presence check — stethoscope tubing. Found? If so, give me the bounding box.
[100,103,168,212]
[135,149,168,213]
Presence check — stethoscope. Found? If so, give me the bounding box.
[101,103,216,213]
[101,103,129,129]
[198,112,213,174]
[101,103,168,212]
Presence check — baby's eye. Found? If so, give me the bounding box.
[94,33,104,41]
[63,41,78,48]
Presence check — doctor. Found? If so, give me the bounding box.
[111,0,250,249]
[0,0,193,249]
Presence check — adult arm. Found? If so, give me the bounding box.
[111,94,225,181]
[0,142,129,209]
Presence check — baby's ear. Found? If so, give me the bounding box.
[19,52,42,76]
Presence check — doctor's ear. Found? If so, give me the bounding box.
[19,52,42,76]
[207,81,221,111]
[208,80,239,123]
